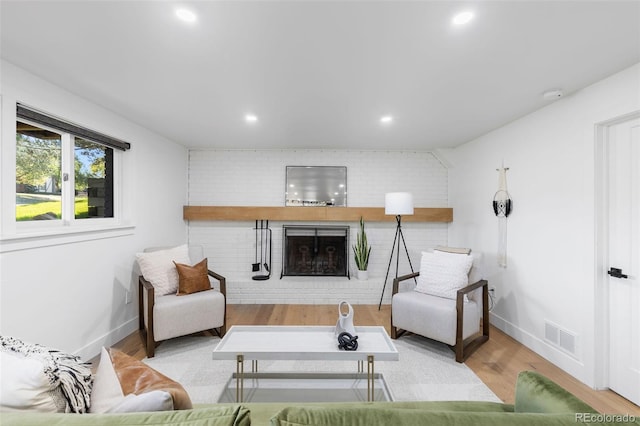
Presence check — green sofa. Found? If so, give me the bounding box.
[2,371,638,425]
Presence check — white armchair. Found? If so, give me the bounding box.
[137,245,226,358]
[391,247,489,363]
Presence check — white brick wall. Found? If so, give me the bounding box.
[188,149,449,304]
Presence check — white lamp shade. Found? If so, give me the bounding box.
[385,192,414,215]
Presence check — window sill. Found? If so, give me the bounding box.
[0,224,136,253]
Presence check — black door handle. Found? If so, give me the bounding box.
[608,267,628,279]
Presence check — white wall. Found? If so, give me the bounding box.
[188,149,449,303]
[446,63,640,387]
[0,61,189,360]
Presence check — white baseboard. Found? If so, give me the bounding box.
[489,312,591,387]
[74,317,139,362]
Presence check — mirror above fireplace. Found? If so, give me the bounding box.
[285,166,347,207]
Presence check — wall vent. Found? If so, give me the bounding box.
[559,329,576,354]
[544,320,578,357]
[545,322,559,345]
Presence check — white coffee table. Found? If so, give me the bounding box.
[212,325,399,402]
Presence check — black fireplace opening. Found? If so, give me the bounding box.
[281,225,350,278]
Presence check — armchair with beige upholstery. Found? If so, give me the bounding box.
[391,247,489,363]
[136,245,226,358]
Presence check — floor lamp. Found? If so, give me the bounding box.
[378,192,417,310]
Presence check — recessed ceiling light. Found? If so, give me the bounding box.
[245,114,258,123]
[175,8,197,23]
[452,11,474,26]
[380,115,393,124]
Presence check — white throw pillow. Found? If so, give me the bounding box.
[107,391,173,413]
[435,249,484,286]
[415,251,473,299]
[89,347,124,413]
[136,245,191,295]
[0,351,66,412]
[0,336,93,413]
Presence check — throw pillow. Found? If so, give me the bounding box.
[415,251,473,299]
[0,350,66,412]
[434,246,471,255]
[89,347,124,413]
[514,371,598,414]
[109,348,193,410]
[107,390,173,413]
[0,336,93,413]
[136,245,191,295]
[174,258,212,295]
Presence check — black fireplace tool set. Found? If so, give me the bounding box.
[252,220,272,280]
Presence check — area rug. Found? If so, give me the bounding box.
[144,333,500,404]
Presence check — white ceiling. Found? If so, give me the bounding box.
[1,1,639,150]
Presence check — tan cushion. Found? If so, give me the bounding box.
[108,348,192,410]
[174,258,211,296]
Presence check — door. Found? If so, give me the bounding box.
[607,116,640,405]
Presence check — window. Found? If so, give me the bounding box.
[15,105,129,225]
[15,121,63,221]
[74,137,114,219]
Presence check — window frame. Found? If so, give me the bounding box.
[1,102,133,250]
[15,117,123,230]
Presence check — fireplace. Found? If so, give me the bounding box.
[281,225,350,278]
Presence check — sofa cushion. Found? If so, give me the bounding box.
[270,406,612,426]
[514,371,598,414]
[136,244,191,295]
[109,348,193,410]
[250,401,513,426]
[0,336,92,413]
[1,406,251,426]
[174,258,212,295]
[271,406,451,426]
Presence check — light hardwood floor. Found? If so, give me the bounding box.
[109,304,639,415]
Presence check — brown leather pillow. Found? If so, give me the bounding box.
[108,348,192,410]
[173,258,211,296]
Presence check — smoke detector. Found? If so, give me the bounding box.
[542,89,564,100]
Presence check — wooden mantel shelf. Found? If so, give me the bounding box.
[183,206,453,223]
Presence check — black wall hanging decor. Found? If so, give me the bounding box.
[494,164,512,268]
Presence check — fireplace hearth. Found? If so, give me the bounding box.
[281,225,350,278]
